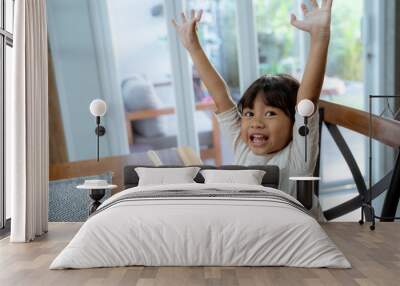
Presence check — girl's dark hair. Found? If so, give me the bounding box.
[237,74,299,123]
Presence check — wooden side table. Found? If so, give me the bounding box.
[77,180,117,215]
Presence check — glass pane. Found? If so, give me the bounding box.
[47,0,179,162]
[5,44,12,219]
[5,0,14,33]
[320,0,366,191]
[257,0,364,110]
[0,39,3,228]
[254,0,364,101]
[107,1,179,154]
[188,0,240,165]
[0,0,2,29]
[322,0,364,110]
[255,0,300,76]
[319,190,359,221]
[367,96,399,217]
[253,0,367,197]
[320,126,366,186]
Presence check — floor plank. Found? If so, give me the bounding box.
[0,222,399,286]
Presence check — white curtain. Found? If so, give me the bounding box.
[8,0,49,242]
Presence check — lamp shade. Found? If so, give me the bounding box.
[297,99,314,117]
[90,99,107,117]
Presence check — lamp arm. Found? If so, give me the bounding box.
[304,117,308,163]
[97,117,100,162]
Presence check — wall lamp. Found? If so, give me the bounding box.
[89,99,107,161]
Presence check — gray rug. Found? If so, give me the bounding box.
[49,172,113,222]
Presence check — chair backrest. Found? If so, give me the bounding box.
[123,165,280,190]
[318,100,400,220]
[147,148,184,166]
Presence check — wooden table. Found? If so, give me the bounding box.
[50,153,154,194]
[49,147,203,194]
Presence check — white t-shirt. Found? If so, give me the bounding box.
[215,105,326,222]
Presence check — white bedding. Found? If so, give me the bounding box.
[50,183,351,269]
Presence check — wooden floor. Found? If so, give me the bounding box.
[0,222,399,286]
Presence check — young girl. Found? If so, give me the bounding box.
[172,0,333,221]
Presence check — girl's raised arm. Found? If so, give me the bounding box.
[172,10,235,113]
[291,0,333,107]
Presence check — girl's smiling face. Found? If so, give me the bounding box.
[240,92,293,155]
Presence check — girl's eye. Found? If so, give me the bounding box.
[265,111,276,117]
[243,111,254,117]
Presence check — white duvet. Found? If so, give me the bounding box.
[50,183,351,269]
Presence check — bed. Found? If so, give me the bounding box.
[50,165,350,269]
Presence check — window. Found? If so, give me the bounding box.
[254,0,300,76]
[254,0,366,195]
[1,0,14,230]
[319,0,366,190]
[47,1,181,162]
[107,1,180,155]
[322,0,364,109]
[188,0,240,165]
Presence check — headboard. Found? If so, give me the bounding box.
[123,165,280,189]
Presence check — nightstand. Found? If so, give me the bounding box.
[289,177,320,210]
[77,180,117,215]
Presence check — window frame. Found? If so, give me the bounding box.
[0,0,14,230]
[110,0,391,196]
[251,0,371,193]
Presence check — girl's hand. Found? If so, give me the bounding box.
[172,10,203,53]
[291,0,333,39]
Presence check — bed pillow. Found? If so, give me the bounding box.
[200,169,266,185]
[135,167,201,186]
